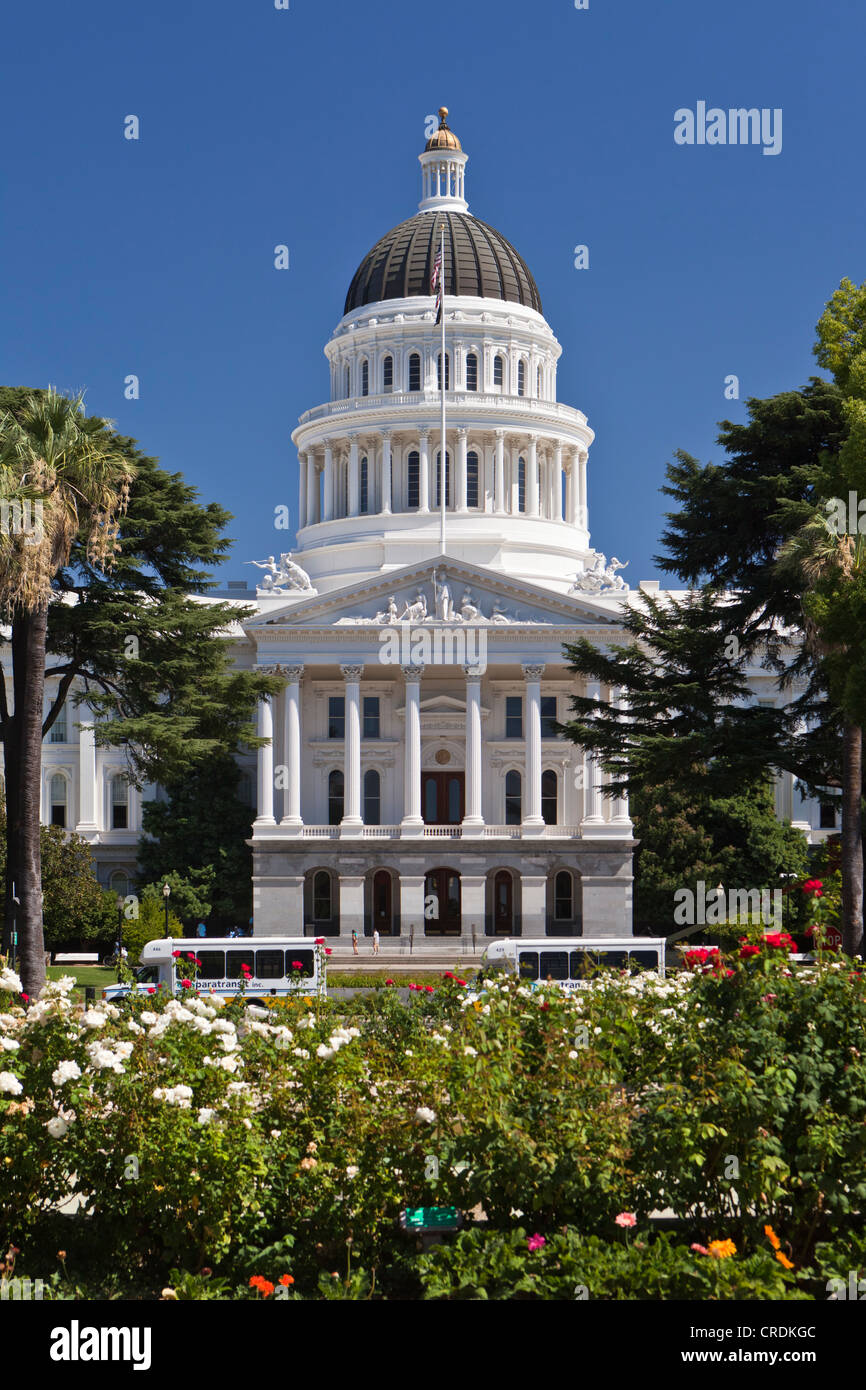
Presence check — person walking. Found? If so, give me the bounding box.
[372,928,380,956]
[352,929,359,956]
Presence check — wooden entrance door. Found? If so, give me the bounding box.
[422,771,464,825]
[371,869,394,936]
[424,868,461,936]
[493,870,514,935]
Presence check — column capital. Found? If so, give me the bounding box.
[456,425,468,438]
[401,663,425,680]
[522,663,545,682]
[340,663,364,682]
[463,664,484,681]
[283,664,305,684]
[494,427,506,440]
[381,426,392,441]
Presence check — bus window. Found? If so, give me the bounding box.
[288,950,315,978]
[518,952,539,981]
[594,950,628,968]
[570,951,593,979]
[227,951,255,979]
[134,965,159,984]
[256,950,285,979]
[196,951,226,980]
[629,951,658,970]
[540,951,569,980]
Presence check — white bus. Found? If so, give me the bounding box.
[102,937,326,1002]
[480,936,667,990]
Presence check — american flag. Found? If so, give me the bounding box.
[431,242,443,324]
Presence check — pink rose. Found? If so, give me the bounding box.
[615,1212,637,1229]
[527,1234,546,1252]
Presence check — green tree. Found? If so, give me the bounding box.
[137,755,254,929]
[0,390,132,995]
[140,870,215,932]
[0,799,116,950]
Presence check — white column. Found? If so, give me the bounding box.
[381,431,392,515]
[581,678,604,824]
[306,452,318,525]
[323,445,334,522]
[255,695,275,826]
[456,427,468,511]
[611,688,632,826]
[522,664,544,830]
[553,444,563,521]
[494,430,505,513]
[401,664,424,831]
[280,665,304,827]
[578,449,588,529]
[527,435,539,516]
[299,455,308,530]
[569,449,581,525]
[341,664,363,830]
[348,436,360,517]
[418,430,430,512]
[463,665,484,831]
[76,711,98,832]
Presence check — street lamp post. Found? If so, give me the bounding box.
[162,882,171,936]
[116,895,124,957]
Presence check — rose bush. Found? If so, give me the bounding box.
[1,935,865,1299]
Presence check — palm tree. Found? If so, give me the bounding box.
[777,510,865,954]
[0,390,132,996]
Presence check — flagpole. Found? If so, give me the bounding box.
[439,222,447,557]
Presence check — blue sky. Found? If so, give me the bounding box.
[2,0,864,589]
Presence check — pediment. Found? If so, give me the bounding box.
[243,555,625,633]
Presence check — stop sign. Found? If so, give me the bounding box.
[825,925,842,951]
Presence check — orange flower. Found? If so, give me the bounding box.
[279,1274,294,1286]
[708,1239,736,1259]
[249,1275,274,1297]
[764,1224,781,1251]
[775,1251,795,1270]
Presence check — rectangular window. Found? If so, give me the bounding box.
[437,354,450,390]
[255,950,285,980]
[819,804,836,829]
[493,356,503,388]
[539,951,569,980]
[288,950,315,978]
[49,706,67,743]
[360,458,368,514]
[518,951,539,981]
[226,951,255,979]
[540,696,557,737]
[363,696,380,739]
[407,452,420,509]
[328,697,345,739]
[518,459,526,513]
[197,951,226,980]
[408,355,421,391]
[505,696,523,738]
[383,356,393,392]
[466,355,478,391]
[466,452,479,508]
[51,803,66,828]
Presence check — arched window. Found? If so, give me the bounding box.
[466,353,478,391]
[49,773,67,828]
[517,360,526,396]
[466,451,479,508]
[407,451,420,509]
[363,769,381,825]
[542,769,558,825]
[505,770,522,825]
[313,871,332,921]
[408,353,421,391]
[518,457,526,513]
[437,353,450,390]
[537,365,543,397]
[554,871,573,920]
[111,776,129,830]
[344,364,350,398]
[328,770,344,825]
[110,870,131,899]
[383,355,393,392]
[361,359,369,396]
[493,355,504,389]
[360,456,368,514]
[436,452,451,508]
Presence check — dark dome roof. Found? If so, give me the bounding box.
[344,212,542,317]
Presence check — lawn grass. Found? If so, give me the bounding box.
[46,964,116,997]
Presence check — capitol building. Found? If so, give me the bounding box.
[28,110,833,947]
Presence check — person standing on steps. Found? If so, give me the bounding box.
[352,929,359,956]
[372,929,380,956]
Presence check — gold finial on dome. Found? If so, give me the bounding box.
[425,105,462,152]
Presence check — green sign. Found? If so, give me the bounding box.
[400,1206,461,1232]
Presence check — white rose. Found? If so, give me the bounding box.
[51,1060,81,1086]
[415,1106,436,1124]
[80,1010,107,1029]
[46,1116,68,1138]
[197,1108,216,1125]
[0,1037,20,1052]
[0,1072,23,1095]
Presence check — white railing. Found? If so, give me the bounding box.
[298,392,587,428]
[298,823,584,838]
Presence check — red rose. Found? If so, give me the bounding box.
[739,943,761,958]
[315,937,325,945]
[172,951,181,958]
[425,985,434,993]
[325,948,332,956]
[148,987,156,994]
[291,960,303,970]
[457,979,467,987]
[181,979,192,989]
[385,978,394,986]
